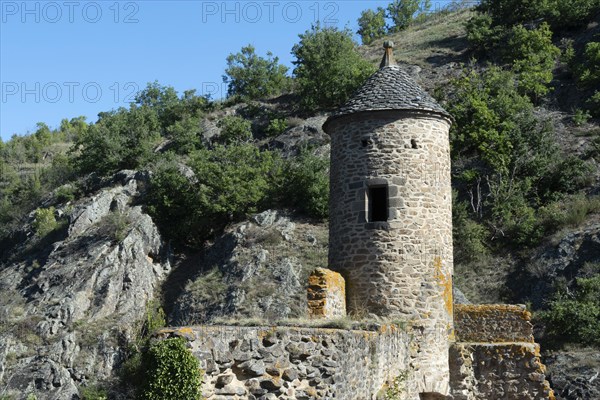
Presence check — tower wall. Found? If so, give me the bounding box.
[327,110,453,394]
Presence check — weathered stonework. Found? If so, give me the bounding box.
[450,305,555,400]
[307,268,346,319]
[325,110,454,396]
[158,325,412,400]
[454,304,534,343]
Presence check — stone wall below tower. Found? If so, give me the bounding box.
[156,325,412,400]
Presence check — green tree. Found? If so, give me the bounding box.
[386,0,420,32]
[282,148,329,219]
[72,105,160,176]
[292,24,375,112]
[444,66,589,245]
[223,45,290,100]
[134,82,180,129]
[146,145,282,246]
[357,7,387,45]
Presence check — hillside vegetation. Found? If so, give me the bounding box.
[1,0,600,398]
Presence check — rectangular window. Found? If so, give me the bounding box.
[369,185,388,222]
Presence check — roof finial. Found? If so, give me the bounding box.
[380,41,396,68]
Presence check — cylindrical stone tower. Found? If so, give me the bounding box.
[323,42,454,397]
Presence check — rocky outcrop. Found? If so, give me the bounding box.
[170,210,328,325]
[0,171,170,399]
[516,223,600,309]
[544,348,600,400]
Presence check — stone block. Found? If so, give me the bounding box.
[307,268,346,319]
[454,304,534,343]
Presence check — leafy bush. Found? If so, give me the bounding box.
[33,207,57,237]
[453,194,489,262]
[266,118,288,137]
[540,274,600,347]
[80,386,108,400]
[573,108,592,126]
[357,7,387,45]
[476,0,600,30]
[282,149,329,219]
[142,338,202,400]
[577,42,600,112]
[507,23,560,99]
[292,24,375,112]
[223,45,290,100]
[166,115,203,154]
[216,115,252,144]
[72,105,160,176]
[147,145,282,246]
[189,144,279,221]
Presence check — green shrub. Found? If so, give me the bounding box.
[357,7,387,45]
[217,115,252,144]
[166,115,203,155]
[292,24,375,112]
[142,338,202,400]
[539,274,600,347]
[101,210,131,242]
[72,105,161,176]
[282,149,329,219]
[507,23,560,99]
[453,194,489,261]
[573,109,592,126]
[224,45,290,100]
[476,0,600,30]
[80,386,108,400]
[266,118,288,137]
[33,207,57,237]
[146,145,282,246]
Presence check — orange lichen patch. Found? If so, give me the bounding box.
[433,256,453,319]
[455,304,532,321]
[307,268,346,319]
[153,326,196,341]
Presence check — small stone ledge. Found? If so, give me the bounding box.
[454,304,534,343]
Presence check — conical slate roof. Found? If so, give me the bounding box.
[324,43,451,128]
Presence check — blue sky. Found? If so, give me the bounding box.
[0,0,455,140]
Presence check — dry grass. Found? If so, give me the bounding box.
[360,8,474,68]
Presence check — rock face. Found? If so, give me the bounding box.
[544,348,600,400]
[0,171,170,399]
[517,223,600,310]
[170,210,328,325]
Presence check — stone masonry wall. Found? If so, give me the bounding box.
[327,110,453,395]
[157,325,412,400]
[450,305,555,400]
[454,304,534,343]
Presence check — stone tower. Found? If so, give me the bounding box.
[323,42,454,397]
